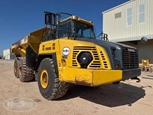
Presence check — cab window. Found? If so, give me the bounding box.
[58,21,72,38]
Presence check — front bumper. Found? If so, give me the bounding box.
[59,67,141,87]
[122,68,141,80]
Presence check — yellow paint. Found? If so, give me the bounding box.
[57,39,112,69]
[59,67,122,86]
[38,38,114,85]
[92,70,122,86]
[11,28,50,56]
[19,64,22,76]
[97,46,112,69]
[60,15,93,26]
[40,70,48,88]
[16,47,26,57]
[39,40,59,54]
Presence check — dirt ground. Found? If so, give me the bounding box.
[0,59,153,115]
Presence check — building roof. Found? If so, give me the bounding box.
[110,34,153,42]
[3,48,11,51]
[102,0,135,14]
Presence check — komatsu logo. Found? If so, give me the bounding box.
[62,47,70,55]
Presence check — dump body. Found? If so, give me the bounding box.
[11,28,49,56]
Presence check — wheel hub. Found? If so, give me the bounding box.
[19,65,22,76]
[40,70,48,88]
[14,63,17,73]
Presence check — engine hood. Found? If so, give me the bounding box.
[75,37,137,70]
[75,37,136,49]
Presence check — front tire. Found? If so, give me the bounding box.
[38,58,69,100]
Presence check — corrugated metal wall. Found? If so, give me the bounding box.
[103,0,153,41]
[138,39,153,64]
[120,39,153,64]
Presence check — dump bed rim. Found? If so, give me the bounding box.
[12,27,50,46]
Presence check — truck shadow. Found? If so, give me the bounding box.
[141,75,153,80]
[147,75,153,77]
[60,83,146,107]
[142,77,153,80]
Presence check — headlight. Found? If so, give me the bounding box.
[77,52,93,68]
[110,47,120,69]
[111,47,116,58]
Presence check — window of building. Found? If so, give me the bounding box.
[127,8,132,26]
[115,12,121,19]
[139,4,145,24]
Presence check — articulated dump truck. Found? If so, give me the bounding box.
[11,11,141,100]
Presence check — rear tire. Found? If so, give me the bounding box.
[38,58,69,100]
[14,58,19,78]
[19,58,35,82]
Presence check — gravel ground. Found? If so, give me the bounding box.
[0,59,153,115]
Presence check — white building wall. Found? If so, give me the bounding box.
[3,49,15,59]
[103,0,153,42]
[3,49,10,59]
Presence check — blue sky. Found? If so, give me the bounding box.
[0,0,128,55]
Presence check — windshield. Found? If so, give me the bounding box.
[58,21,72,38]
[74,21,96,39]
[57,20,96,39]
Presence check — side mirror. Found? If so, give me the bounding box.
[45,13,52,25]
[141,36,147,44]
[44,11,56,25]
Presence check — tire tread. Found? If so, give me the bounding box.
[42,58,68,100]
[19,58,34,82]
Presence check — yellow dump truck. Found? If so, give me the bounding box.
[11,11,141,100]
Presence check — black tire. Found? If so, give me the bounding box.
[38,58,69,100]
[19,58,35,82]
[14,58,19,78]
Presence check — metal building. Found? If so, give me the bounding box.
[102,0,153,63]
[3,48,16,59]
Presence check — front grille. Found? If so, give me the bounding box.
[122,47,139,69]
[72,46,101,68]
[100,51,108,68]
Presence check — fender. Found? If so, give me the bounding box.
[36,53,58,76]
[26,46,37,69]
